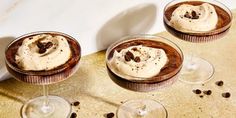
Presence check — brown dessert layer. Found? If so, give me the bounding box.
[5,32,81,85]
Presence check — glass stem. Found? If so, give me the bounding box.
[189,51,194,65]
[137,105,147,116]
[43,85,49,107]
[41,85,51,114]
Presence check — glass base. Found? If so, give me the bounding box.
[21,96,71,118]
[117,99,167,118]
[179,56,214,84]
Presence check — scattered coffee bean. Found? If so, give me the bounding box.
[193,89,201,94]
[215,80,224,86]
[70,112,77,118]
[203,90,212,95]
[222,92,231,98]
[106,112,114,118]
[72,101,80,106]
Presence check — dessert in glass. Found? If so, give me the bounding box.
[5,31,81,118]
[163,0,232,84]
[106,35,183,118]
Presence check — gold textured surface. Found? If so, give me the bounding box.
[1,10,236,118]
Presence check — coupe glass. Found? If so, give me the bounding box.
[5,31,81,118]
[106,35,183,118]
[163,0,232,84]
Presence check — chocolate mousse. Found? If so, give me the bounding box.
[106,35,183,92]
[164,1,232,42]
[5,31,81,85]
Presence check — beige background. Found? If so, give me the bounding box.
[0,10,236,118]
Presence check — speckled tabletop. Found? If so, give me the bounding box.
[0,10,236,118]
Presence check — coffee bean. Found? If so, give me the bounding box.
[70,112,77,118]
[124,51,134,61]
[73,101,80,106]
[106,112,114,118]
[131,47,138,51]
[37,42,44,48]
[203,90,212,95]
[124,54,131,61]
[191,11,199,19]
[45,42,53,49]
[215,80,224,86]
[38,47,46,54]
[193,89,201,94]
[222,92,231,98]
[134,57,141,62]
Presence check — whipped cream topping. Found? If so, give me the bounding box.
[15,34,71,70]
[109,45,168,79]
[170,3,218,32]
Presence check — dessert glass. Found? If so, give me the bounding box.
[5,31,81,118]
[106,35,183,118]
[163,0,232,84]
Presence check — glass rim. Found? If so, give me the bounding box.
[5,31,81,76]
[105,34,184,82]
[163,0,233,35]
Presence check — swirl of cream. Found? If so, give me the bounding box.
[170,3,218,32]
[15,34,71,70]
[109,45,168,79]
